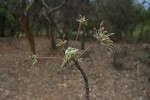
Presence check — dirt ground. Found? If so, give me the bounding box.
[0,37,150,100]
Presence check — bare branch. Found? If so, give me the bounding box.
[48,1,67,14]
[26,0,35,14]
[41,0,49,9]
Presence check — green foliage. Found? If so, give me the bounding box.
[0,8,5,14]
[61,47,82,67]
[133,24,150,42]
[0,6,18,36]
[1,0,150,42]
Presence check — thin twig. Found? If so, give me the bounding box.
[73,60,90,100]
[41,0,66,14]
[80,40,98,57]
[48,1,66,14]
[37,56,64,60]
[74,22,82,48]
[76,23,82,41]
[41,0,49,9]
[26,0,35,13]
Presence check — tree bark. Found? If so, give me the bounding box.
[73,60,90,100]
[0,14,5,37]
[48,22,56,49]
[20,15,36,54]
[48,15,56,49]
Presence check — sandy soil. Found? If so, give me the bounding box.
[0,37,150,100]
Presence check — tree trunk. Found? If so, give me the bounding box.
[48,22,56,49]
[137,24,145,43]
[48,15,56,49]
[20,15,36,54]
[0,14,5,37]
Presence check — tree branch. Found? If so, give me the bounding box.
[26,0,36,14]
[41,0,49,9]
[48,1,66,14]
[41,0,67,14]
[73,60,90,100]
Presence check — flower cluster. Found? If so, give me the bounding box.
[56,39,67,47]
[30,52,37,65]
[94,21,115,51]
[76,15,88,25]
[29,15,115,67]
[61,47,82,67]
